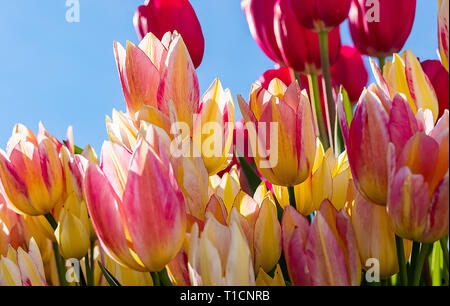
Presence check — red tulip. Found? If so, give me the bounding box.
[258,65,294,90]
[331,45,368,103]
[288,0,351,32]
[133,0,205,68]
[274,0,341,74]
[348,0,416,58]
[421,60,449,118]
[242,0,285,65]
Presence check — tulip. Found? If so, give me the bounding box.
[348,0,417,58]
[274,140,352,215]
[421,60,449,118]
[241,0,285,65]
[373,50,439,122]
[0,197,29,256]
[193,79,235,175]
[282,200,361,285]
[274,0,341,74]
[387,111,449,243]
[0,124,64,216]
[0,238,47,286]
[187,210,255,286]
[349,189,412,279]
[84,139,186,272]
[331,45,368,104]
[255,265,285,286]
[288,0,351,32]
[238,79,317,187]
[134,0,204,68]
[259,66,294,91]
[209,167,241,214]
[438,0,449,72]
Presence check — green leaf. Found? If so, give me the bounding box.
[342,88,353,127]
[98,262,122,286]
[430,241,442,286]
[236,148,261,196]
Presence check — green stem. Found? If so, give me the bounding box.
[378,56,386,73]
[309,73,330,149]
[151,272,161,286]
[440,237,449,270]
[409,242,421,280]
[45,213,67,286]
[158,268,174,286]
[395,235,408,286]
[287,186,297,210]
[412,243,432,286]
[318,30,336,146]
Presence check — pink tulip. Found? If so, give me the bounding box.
[258,66,294,90]
[274,0,341,74]
[242,0,285,65]
[84,139,186,272]
[288,0,351,32]
[282,200,361,286]
[331,45,368,104]
[134,0,205,68]
[421,60,449,118]
[348,0,416,58]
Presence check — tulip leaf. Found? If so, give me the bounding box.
[236,148,261,195]
[342,88,353,127]
[98,262,122,286]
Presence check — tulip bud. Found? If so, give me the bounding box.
[274,0,341,74]
[349,0,416,58]
[238,79,317,187]
[134,0,205,68]
[288,0,351,32]
[331,45,368,104]
[242,0,285,65]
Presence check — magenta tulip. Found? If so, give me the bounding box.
[348,0,416,58]
[133,0,205,68]
[421,60,449,118]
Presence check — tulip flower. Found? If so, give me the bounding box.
[349,189,412,279]
[387,110,449,243]
[0,238,47,286]
[238,79,317,187]
[241,0,285,65]
[133,0,204,68]
[288,0,351,32]
[187,210,255,286]
[193,79,235,175]
[0,197,29,256]
[348,0,417,58]
[438,0,449,72]
[259,66,294,91]
[372,50,440,122]
[0,124,64,216]
[331,45,368,104]
[274,0,341,74]
[84,139,186,272]
[421,60,449,117]
[282,201,361,285]
[274,140,352,215]
[209,167,241,214]
[255,265,285,286]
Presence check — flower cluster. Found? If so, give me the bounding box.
[0,0,448,287]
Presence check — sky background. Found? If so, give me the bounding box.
[0,0,440,153]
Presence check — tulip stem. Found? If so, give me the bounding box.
[412,243,432,286]
[440,237,449,271]
[287,186,297,210]
[378,56,386,72]
[151,272,161,286]
[318,30,336,145]
[395,235,408,286]
[408,242,421,280]
[45,213,68,286]
[309,73,330,149]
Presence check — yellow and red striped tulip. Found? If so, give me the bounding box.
[84,138,186,272]
[0,238,47,286]
[371,50,440,122]
[349,189,412,279]
[193,78,235,175]
[255,265,286,286]
[387,110,449,243]
[187,210,255,286]
[209,167,241,214]
[282,200,361,286]
[438,0,449,72]
[0,197,29,256]
[0,124,64,216]
[238,79,316,187]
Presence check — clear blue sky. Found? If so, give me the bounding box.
[0,0,439,152]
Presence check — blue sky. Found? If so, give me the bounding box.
[0,0,439,152]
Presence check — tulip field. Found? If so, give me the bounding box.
[0,0,449,289]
